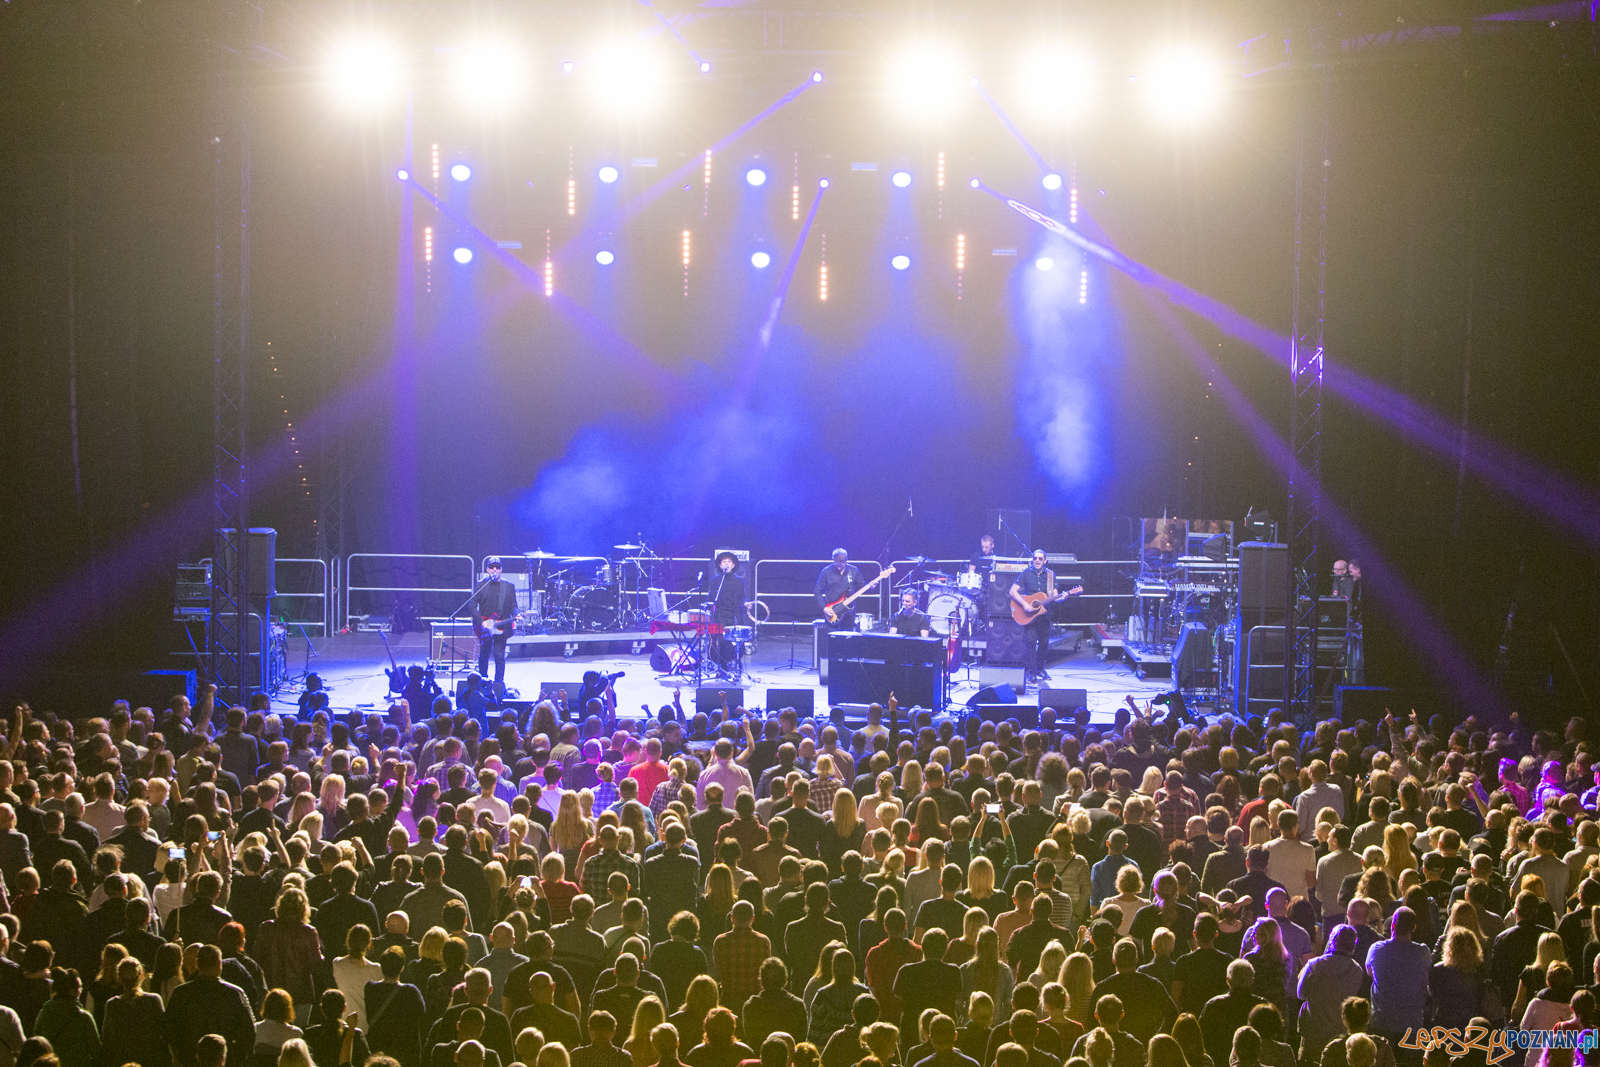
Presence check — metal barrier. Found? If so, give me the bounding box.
[345,554,476,630]
[274,558,329,635]
[752,559,890,635]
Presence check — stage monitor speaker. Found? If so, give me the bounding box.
[219,527,277,601]
[1237,542,1287,614]
[986,508,1032,559]
[697,687,742,715]
[1038,687,1088,713]
[967,683,1017,707]
[538,682,585,705]
[984,617,1027,666]
[650,646,695,674]
[978,665,1026,690]
[764,688,815,716]
[974,703,1039,728]
[1172,623,1213,691]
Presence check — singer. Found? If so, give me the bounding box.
[707,551,746,667]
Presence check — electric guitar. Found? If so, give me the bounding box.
[823,565,897,623]
[1011,585,1084,626]
[474,613,516,640]
[378,629,406,694]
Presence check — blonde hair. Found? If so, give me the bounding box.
[1061,952,1095,1025]
[902,761,924,800]
[628,996,667,1067]
[1383,824,1417,882]
[551,793,588,852]
[419,927,449,962]
[967,856,995,899]
[832,789,859,835]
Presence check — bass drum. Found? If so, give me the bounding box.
[926,586,980,636]
[574,585,618,631]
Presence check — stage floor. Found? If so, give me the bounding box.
[269,628,1172,726]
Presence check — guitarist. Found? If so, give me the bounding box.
[814,548,866,630]
[1010,549,1060,684]
[472,557,519,700]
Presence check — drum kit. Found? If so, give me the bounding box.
[514,544,663,634]
[898,558,986,637]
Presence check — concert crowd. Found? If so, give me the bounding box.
[0,687,1596,1067]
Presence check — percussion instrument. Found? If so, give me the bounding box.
[956,571,982,591]
[925,584,981,636]
[725,625,755,643]
[574,586,618,630]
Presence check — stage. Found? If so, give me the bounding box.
[265,627,1174,726]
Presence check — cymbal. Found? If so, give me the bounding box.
[613,543,644,551]
[925,571,954,581]
[523,550,564,559]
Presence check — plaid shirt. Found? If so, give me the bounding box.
[581,846,640,900]
[1153,787,1200,845]
[650,775,686,818]
[590,779,619,815]
[809,773,846,816]
[712,924,772,1009]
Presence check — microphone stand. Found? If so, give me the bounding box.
[443,576,492,686]
[996,513,1028,558]
[878,499,913,619]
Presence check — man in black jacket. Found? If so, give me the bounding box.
[164,945,255,1067]
[163,870,234,947]
[641,823,701,943]
[104,802,160,878]
[20,860,87,962]
[741,958,808,1050]
[428,968,515,1066]
[33,811,91,888]
[891,930,963,1046]
[1488,891,1553,1007]
[473,558,519,700]
[1198,959,1263,1067]
[314,862,381,960]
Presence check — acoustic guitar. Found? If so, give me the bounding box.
[1011,585,1084,626]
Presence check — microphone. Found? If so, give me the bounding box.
[908,496,914,519]
[697,571,705,584]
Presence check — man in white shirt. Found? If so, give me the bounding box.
[1315,824,1363,935]
[697,738,754,806]
[469,769,511,825]
[1293,761,1345,841]
[1264,809,1318,893]
[81,776,126,841]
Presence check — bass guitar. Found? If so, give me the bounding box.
[1011,585,1084,626]
[823,565,897,623]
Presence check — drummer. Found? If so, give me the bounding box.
[887,590,932,637]
[968,533,997,576]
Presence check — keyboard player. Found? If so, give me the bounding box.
[887,590,931,637]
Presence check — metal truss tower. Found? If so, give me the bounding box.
[209,3,252,703]
[1286,4,1331,726]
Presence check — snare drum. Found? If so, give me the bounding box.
[957,571,983,591]
[725,625,755,643]
[854,613,875,632]
[596,563,614,586]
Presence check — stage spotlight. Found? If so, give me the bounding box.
[396,169,409,181]
[562,61,574,73]
[1036,257,1054,271]
[1014,45,1096,121]
[746,168,767,187]
[325,37,404,109]
[700,61,712,73]
[892,255,911,270]
[885,44,966,118]
[969,178,980,188]
[453,247,473,264]
[598,166,619,184]
[891,171,912,188]
[450,38,526,111]
[1042,173,1062,191]
[819,178,829,188]
[812,71,823,82]
[596,250,615,265]
[587,41,668,115]
[1143,47,1226,122]
[751,251,771,269]
[450,164,471,182]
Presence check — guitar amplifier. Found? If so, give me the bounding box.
[431,622,477,664]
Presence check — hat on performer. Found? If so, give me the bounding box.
[832,548,848,561]
[486,556,503,568]
[715,551,738,567]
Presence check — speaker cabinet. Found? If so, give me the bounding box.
[1237,541,1287,629]
[984,617,1027,666]
[1038,687,1088,713]
[764,688,815,716]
